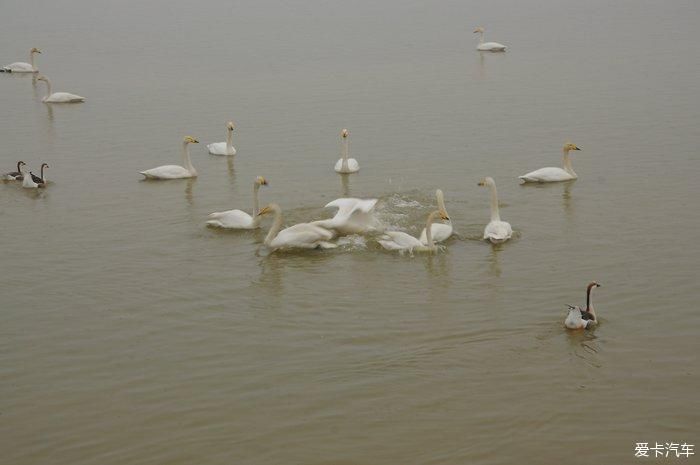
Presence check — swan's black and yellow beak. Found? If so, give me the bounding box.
[478,181,485,186]
[574,146,581,151]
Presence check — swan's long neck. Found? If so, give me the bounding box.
[40,165,46,182]
[252,182,261,217]
[264,205,284,246]
[488,182,501,222]
[562,149,576,177]
[41,78,52,99]
[182,142,196,175]
[477,31,484,44]
[341,138,349,172]
[436,189,449,218]
[17,162,23,174]
[226,129,233,153]
[586,285,597,320]
[424,211,439,248]
[30,51,36,69]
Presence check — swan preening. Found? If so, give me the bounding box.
[378,210,450,253]
[257,203,337,250]
[3,161,26,181]
[1,48,41,73]
[519,143,581,183]
[311,198,382,235]
[478,177,512,243]
[473,27,506,52]
[207,176,269,229]
[419,189,453,245]
[140,136,199,179]
[36,75,85,103]
[564,282,601,329]
[334,129,359,174]
[207,121,237,156]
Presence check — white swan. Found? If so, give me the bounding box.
[140,136,199,179]
[473,27,506,52]
[257,203,337,250]
[519,143,581,183]
[334,129,359,174]
[207,176,268,229]
[23,171,43,188]
[478,177,512,243]
[29,163,49,185]
[378,210,449,254]
[310,198,382,235]
[1,48,41,73]
[419,189,453,245]
[564,282,601,329]
[3,161,26,181]
[207,121,237,156]
[36,75,85,103]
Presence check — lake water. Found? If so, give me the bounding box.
[1,0,699,463]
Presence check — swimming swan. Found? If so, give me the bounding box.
[419,189,453,245]
[378,210,450,253]
[207,121,237,156]
[334,129,359,174]
[1,48,41,73]
[519,143,581,183]
[478,177,512,243]
[564,282,601,329]
[257,203,337,250]
[473,27,506,52]
[30,163,49,185]
[310,198,381,235]
[3,161,26,181]
[207,176,269,229]
[140,136,199,179]
[36,75,85,103]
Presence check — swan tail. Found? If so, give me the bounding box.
[317,241,337,249]
[0,68,9,73]
[205,220,223,228]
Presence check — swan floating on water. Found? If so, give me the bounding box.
[473,27,506,52]
[36,75,85,103]
[3,161,26,181]
[378,210,449,254]
[30,163,48,185]
[140,136,199,180]
[519,143,581,183]
[334,129,359,174]
[257,203,337,250]
[207,176,269,229]
[1,48,41,73]
[419,189,453,245]
[564,282,601,329]
[311,198,381,236]
[207,121,237,156]
[23,170,45,188]
[478,177,512,244]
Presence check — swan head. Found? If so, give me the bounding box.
[227,121,235,131]
[563,142,581,152]
[41,163,49,169]
[257,203,279,217]
[18,161,26,167]
[477,176,495,187]
[255,176,268,186]
[36,75,47,82]
[340,128,349,139]
[473,27,484,33]
[31,48,42,54]
[587,282,601,290]
[183,136,199,144]
[439,211,450,221]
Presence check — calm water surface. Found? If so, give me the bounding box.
[1,0,699,463]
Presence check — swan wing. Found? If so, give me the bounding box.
[272,223,334,248]
[419,222,453,245]
[2,62,35,72]
[478,42,506,51]
[140,165,192,179]
[45,92,85,103]
[207,142,236,155]
[484,221,512,242]
[206,209,255,228]
[379,231,422,250]
[519,167,572,183]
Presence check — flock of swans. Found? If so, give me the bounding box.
[1,34,601,329]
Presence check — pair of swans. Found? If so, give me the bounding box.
[1,47,41,73]
[22,163,49,188]
[378,210,450,253]
[207,121,237,155]
[36,75,85,103]
[478,177,513,243]
[334,129,359,174]
[519,143,581,183]
[564,282,601,329]
[140,136,198,179]
[473,27,506,52]
[207,176,269,229]
[418,189,453,245]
